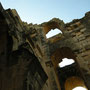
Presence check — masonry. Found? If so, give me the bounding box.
[0,3,90,90]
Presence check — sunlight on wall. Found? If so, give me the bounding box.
[59,58,75,68]
[46,28,62,38]
[72,86,87,90]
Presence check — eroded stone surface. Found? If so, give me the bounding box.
[0,3,90,90]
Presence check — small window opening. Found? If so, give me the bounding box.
[46,28,62,38]
[72,86,87,90]
[59,58,75,68]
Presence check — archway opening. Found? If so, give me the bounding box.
[73,86,87,90]
[51,47,77,69]
[65,76,87,90]
[51,47,88,90]
[58,58,75,68]
[46,28,62,38]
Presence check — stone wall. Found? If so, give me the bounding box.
[0,2,90,90]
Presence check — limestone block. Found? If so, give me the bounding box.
[76,32,82,36]
[78,34,86,41]
[80,28,86,32]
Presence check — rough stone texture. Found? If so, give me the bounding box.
[0,3,90,90]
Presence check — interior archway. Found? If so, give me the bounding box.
[42,18,64,34]
[65,76,87,90]
[51,47,76,69]
[73,86,87,90]
[51,47,87,90]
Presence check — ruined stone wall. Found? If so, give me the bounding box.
[0,3,49,90]
[0,2,90,90]
[45,12,90,89]
[64,13,90,89]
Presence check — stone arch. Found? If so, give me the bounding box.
[51,47,76,68]
[50,47,78,90]
[65,76,87,90]
[42,18,65,34]
[50,47,88,90]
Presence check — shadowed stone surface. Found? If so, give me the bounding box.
[0,3,90,90]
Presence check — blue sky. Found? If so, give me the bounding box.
[0,0,90,24]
